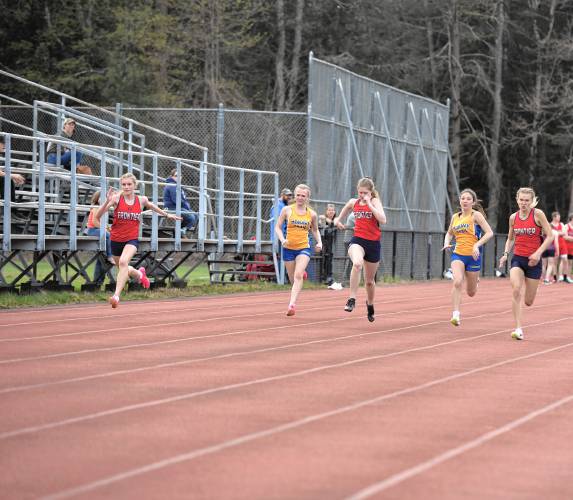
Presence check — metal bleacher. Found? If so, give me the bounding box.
[0,70,281,292]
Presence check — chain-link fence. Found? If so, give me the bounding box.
[308,229,509,285]
[307,54,450,232]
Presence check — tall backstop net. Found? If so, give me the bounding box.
[307,54,450,232]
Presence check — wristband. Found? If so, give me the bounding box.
[503,251,509,256]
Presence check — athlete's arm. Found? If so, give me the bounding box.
[142,195,182,220]
[498,213,516,268]
[442,216,455,251]
[369,197,387,225]
[334,199,355,229]
[472,212,494,259]
[310,210,323,252]
[530,209,554,265]
[94,189,118,225]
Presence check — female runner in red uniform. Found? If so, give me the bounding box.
[96,172,181,308]
[498,187,553,340]
[334,177,386,322]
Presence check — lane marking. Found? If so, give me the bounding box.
[346,394,573,499]
[0,303,512,394]
[2,316,570,441]
[41,323,573,500]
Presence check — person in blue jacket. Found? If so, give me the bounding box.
[163,169,198,235]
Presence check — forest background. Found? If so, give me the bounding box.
[1,0,572,231]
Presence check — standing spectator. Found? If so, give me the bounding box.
[270,188,292,240]
[0,136,25,201]
[46,118,91,174]
[341,211,356,281]
[550,211,568,282]
[163,168,198,236]
[319,203,338,285]
[563,213,573,283]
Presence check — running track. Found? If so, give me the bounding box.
[1,280,572,499]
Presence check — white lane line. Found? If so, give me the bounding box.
[0,292,461,364]
[3,316,570,441]
[41,328,573,500]
[0,284,451,324]
[346,394,573,499]
[0,297,288,328]
[0,291,442,342]
[0,302,506,395]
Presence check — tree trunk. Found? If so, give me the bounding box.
[274,0,286,110]
[447,0,461,211]
[486,0,505,231]
[423,0,437,98]
[286,0,304,110]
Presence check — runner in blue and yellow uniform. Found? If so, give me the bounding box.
[443,188,493,327]
[275,184,322,316]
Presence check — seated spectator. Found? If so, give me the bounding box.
[86,190,115,284]
[163,168,198,236]
[46,118,92,174]
[0,136,25,201]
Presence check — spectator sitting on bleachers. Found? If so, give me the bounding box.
[163,168,198,236]
[86,190,115,284]
[0,136,25,201]
[46,118,92,175]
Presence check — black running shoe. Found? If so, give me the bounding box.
[344,298,356,312]
[367,303,375,322]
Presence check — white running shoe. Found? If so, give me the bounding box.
[511,330,524,340]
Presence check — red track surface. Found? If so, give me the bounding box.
[1,280,572,499]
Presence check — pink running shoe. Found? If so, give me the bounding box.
[138,267,150,289]
[108,295,120,308]
[286,304,296,316]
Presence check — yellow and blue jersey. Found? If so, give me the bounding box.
[451,211,482,256]
[285,206,312,250]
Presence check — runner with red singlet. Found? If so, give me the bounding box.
[334,177,386,322]
[498,187,554,340]
[95,172,181,308]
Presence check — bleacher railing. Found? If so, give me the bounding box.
[1,133,279,259]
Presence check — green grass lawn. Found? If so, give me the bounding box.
[0,261,300,309]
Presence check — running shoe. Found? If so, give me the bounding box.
[108,295,120,309]
[511,330,524,340]
[543,279,552,285]
[566,277,573,284]
[286,304,296,316]
[138,267,150,289]
[367,303,375,322]
[344,298,356,312]
[450,316,461,327]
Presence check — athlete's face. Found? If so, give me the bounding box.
[459,192,474,210]
[294,188,309,205]
[516,194,532,211]
[357,188,372,201]
[121,179,136,195]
